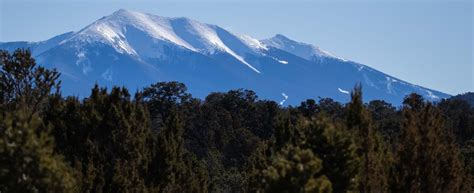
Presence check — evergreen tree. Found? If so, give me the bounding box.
[301,115,360,193]
[2,48,472,193]
[142,81,192,129]
[390,94,464,193]
[346,84,390,193]
[318,98,345,121]
[0,105,78,193]
[0,49,77,193]
[298,99,320,118]
[151,110,208,192]
[0,49,60,111]
[270,113,359,193]
[260,145,332,193]
[367,100,400,144]
[47,86,155,193]
[438,98,474,143]
[195,90,265,192]
[460,139,474,192]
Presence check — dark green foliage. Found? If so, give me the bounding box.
[390,94,465,193]
[0,106,78,193]
[438,98,474,142]
[449,92,474,107]
[150,111,208,192]
[0,49,60,111]
[142,81,192,129]
[89,86,152,193]
[141,82,209,192]
[298,99,320,117]
[460,139,474,191]
[318,98,345,121]
[346,84,390,193]
[189,89,268,192]
[267,113,359,193]
[367,100,400,143]
[1,49,471,193]
[0,49,76,193]
[52,86,154,193]
[260,145,332,193]
[300,116,359,193]
[438,96,474,192]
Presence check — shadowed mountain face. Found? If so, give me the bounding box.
[0,9,450,105]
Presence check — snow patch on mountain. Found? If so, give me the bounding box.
[386,77,394,94]
[338,88,350,94]
[262,34,346,61]
[102,68,113,81]
[426,90,439,99]
[96,24,137,55]
[279,92,289,105]
[187,21,260,73]
[270,56,288,64]
[363,74,378,89]
[240,35,268,51]
[75,51,92,75]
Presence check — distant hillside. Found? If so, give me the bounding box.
[450,92,474,107]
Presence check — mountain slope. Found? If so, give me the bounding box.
[262,34,340,61]
[0,9,450,105]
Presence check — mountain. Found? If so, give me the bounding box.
[0,9,450,105]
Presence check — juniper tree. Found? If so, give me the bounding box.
[0,49,76,193]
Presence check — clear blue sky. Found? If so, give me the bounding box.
[1,0,472,95]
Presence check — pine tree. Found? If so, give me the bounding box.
[0,49,60,111]
[142,81,192,129]
[269,112,359,193]
[0,49,77,193]
[260,145,332,193]
[302,115,360,193]
[346,84,390,193]
[367,100,400,144]
[0,106,78,193]
[49,86,155,193]
[151,110,208,192]
[390,94,464,193]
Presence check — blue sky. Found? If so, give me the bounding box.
[1,0,472,95]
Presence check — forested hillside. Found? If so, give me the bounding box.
[450,92,474,107]
[1,49,473,193]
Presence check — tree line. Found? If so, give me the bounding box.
[1,49,473,193]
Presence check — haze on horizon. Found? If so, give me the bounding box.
[0,0,472,95]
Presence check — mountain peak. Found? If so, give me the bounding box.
[269,34,307,47]
[108,9,138,19]
[113,8,130,14]
[70,9,263,73]
[272,34,292,41]
[262,34,340,61]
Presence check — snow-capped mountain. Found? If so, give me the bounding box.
[62,9,264,73]
[0,9,450,105]
[261,34,340,61]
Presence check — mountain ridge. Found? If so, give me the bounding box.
[0,9,450,105]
